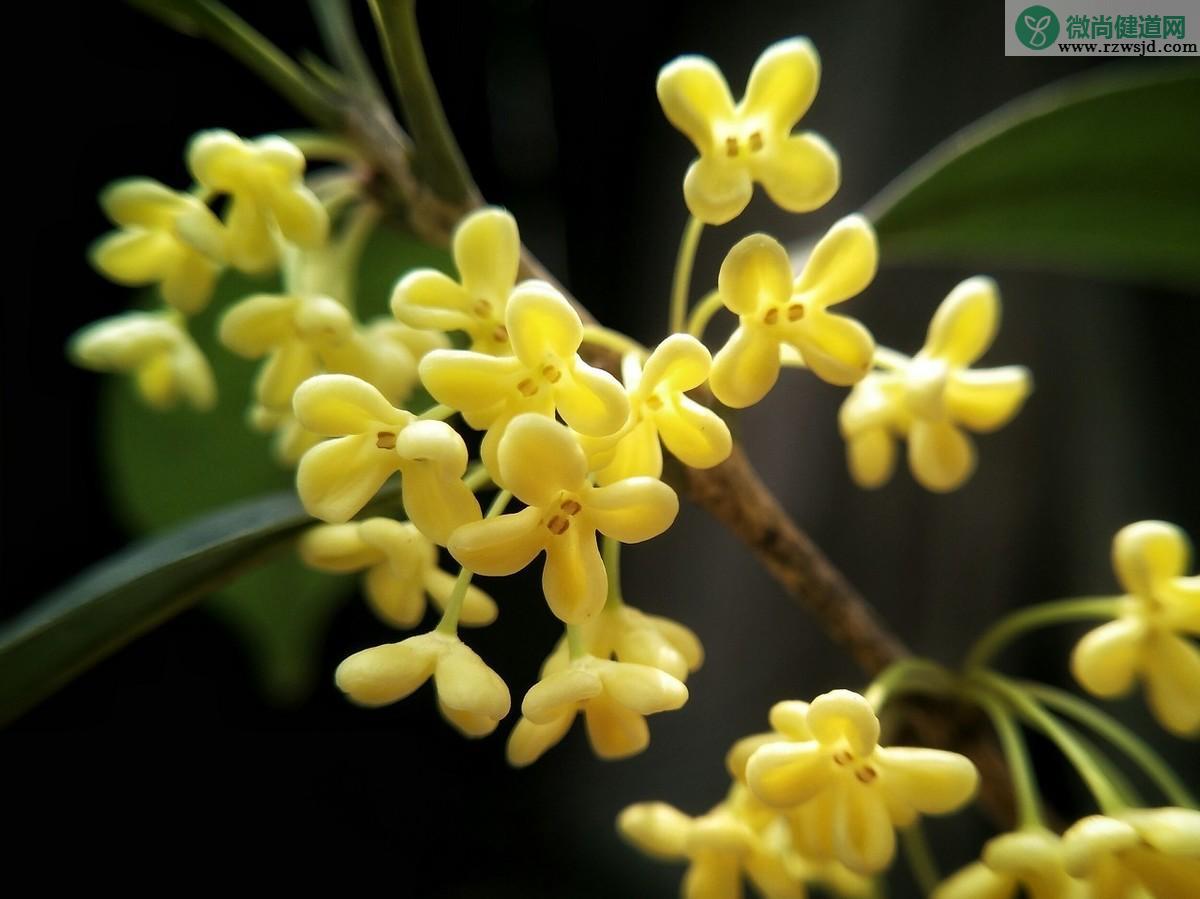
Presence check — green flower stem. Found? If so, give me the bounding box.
[969,684,1045,829]
[963,597,1122,670]
[872,346,910,371]
[603,536,624,610]
[899,823,940,896]
[435,489,510,634]
[686,289,724,339]
[581,325,647,359]
[368,0,475,203]
[974,671,1126,815]
[418,404,456,421]
[1022,681,1197,808]
[309,0,385,101]
[281,131,364,163]
[566,624,587,660]
[864,657,953,712]
[669,216,704,335]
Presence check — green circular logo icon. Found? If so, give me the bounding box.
[1015,5,1059,49]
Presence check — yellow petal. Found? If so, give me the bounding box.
[768,701,813,740]
[390,269,475,333]
[496,414,585,506]
[556,360,630,437]
[595,418,663,486]
[1122,806,1200,856]
[655,395,732,470]
[710,325,782,408]
[614,623,690,681]
[584,692,651,759]
[506,711,577,767]
[876,747,979,816]
[683,156,755,226]
[91,230,174,284]
[793,215,878,308]
[255,340,319,411]
[522,663,603,723]
[223,196,278,273]
[334,634,439,706]
[418,349,522,416]
[71,313,179,370]
[292,373,409,435]
[847,428,897,489]
[1122,846,1200,897]
[506,281,583,367]
[807,689,880,755]
[746,740,829,807]
[656,55,735,151]
[100,178,181,227]
[597,660,689,714]
[946,366,1032,433]
[726,733,783,783]
[640,334,712,394]
[617,802,693,859]
[160,247,219,315]
[1061,815,1140,876]
[644,612,705,672]
[908,419,976,493]
[438,699,500,738]
[1070,617,1146,698]
[424,568,499,627]
[585,477,679,544]
[448,505,546,576]
[363,563,427,628]
[434,640,510,721]
[1112,520,1192,599]
[741,38,820,128]
[832,781,896,875]
[296,434,401,523]
[930,862,1016,899]
[719,233,795,316]
[1143,631,1200,736]
[745,848,805,899]
[754,133,839,214]
[298,522,385,571]
[924,277,1000,367]
[543,525,607,623]
[454,207,520,303]
[398,464,481,547]
[265,180,327,249]
[790,311,875,386]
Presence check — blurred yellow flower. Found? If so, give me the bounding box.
[746,689,978,874]
[839,277,1031,492]
[710,216,877,408]
[933,830,1081,899]
[391,207,521,355]
[248,404,321,466]
[187,130,328,272]
[90,179,224,314]
[336,630,509,737]
[657,38,839,224]
[448,414,678,623]
[293,374,481,541]
[300,518,498,629]
[71,311,215,411]
[1071,520,1200,736]
[1062,807,1200,897]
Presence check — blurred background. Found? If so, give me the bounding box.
[5,0,1198,893]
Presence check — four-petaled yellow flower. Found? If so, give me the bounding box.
[420,282,630,477]
[300,518,498,629]
[1062,807,1200,897]
[187,130,328,273]
[90,179,224,314]
[1071,520,1200,736]
[336,631,510,738]
[391,207,521,356]
[507,652,688,765]
[710,216,878,408]
[588,335,732,485]
[657,38,839,224]
[448,414,678,623]
[293,374,480,542]
[745,689,979,874]
[933,829,1080,899]
[71,311,215,411]
[839,276,1031,492]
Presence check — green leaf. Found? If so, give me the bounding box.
[868,67,1200,288]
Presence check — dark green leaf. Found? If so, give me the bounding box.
[868,67,1200,288]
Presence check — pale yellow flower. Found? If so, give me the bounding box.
[71,311,215,411]
[507,652,687,765]
[420,280,630,475]
[542,603,704,683]
[657,38,839,224]
[933,830,1083,899]
[710,217,877,408]
[90,179,224,314]
[293,374,481,542]
[299,518,497,629]
[839,277,1031,492]
[448,414,678,623]
[248,404,321,466]
[1071,521,1200,736]
[1062,807,1200,897]
[187,130,328,273]
[335,630,509,737]
[746,689,978,874]
[726,700,813,783]
[391,207,521,355]
[588,335,732,485]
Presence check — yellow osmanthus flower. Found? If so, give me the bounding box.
[726,700,814,783]
[1070,520,1200,737]
[336,631,510,738]
[420,281,630,476]
[90,179,224,314]
[292,374,480,542]
[248,404,321,466]
[448,414,678,623]
[187,130,328,273]
[933,830,1082,899]
[1061,807,1200,896]
[71,311,215,411]
[839,277,1031,492]
[588,335,732,485]
[542,603,704,683]
[391,207,521,356]
[710,216,878,409]
[299,518,498,629]
[657,38,839,225]
[745,689,979,874]
[507,650,688,765]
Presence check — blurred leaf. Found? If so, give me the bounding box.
[101,223,450,702]
[868,67,1200,288]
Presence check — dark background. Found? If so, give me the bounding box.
[4,0,1198,894]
